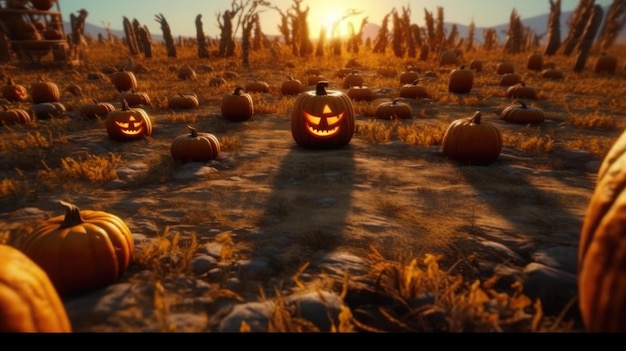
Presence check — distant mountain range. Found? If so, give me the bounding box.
[64,6,625,46]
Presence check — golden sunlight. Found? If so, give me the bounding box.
[319,11,350,38]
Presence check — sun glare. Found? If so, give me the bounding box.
[319,11,350,38]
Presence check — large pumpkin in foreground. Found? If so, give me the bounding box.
[578,128,626,332]
[441,111,502,165]
[17,200,134,297]
[291,81,355,149]
[0,244,72,332]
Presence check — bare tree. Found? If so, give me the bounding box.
[574,4,604,72]
[155,13,176,58]
[195,14,210,58]
[544,0,562,56]
[597,0,626,51]
[562,0,595,56]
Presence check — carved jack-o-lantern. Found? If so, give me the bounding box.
[105,99,153,141]
[291,81,355,149]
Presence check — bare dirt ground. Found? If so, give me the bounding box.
[0,52,623,331]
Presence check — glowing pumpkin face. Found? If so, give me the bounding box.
[105,99,153,141]
[303,103,345,138]
[291,81,355,149]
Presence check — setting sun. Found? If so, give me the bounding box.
[319,11,350,38]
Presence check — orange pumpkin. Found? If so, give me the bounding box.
[118,89,151,107]
[448,65,474,95]
[1,77,29,102]
[209,76,227,87]
[291,81,355,149]
[578,127,626,332]
[280,76,302,96]
[500,100,544,124]
[496,61,515,75]
[168,93,199,110]
[0,105,31,125]
[399,68,420,85]
[221,87,254,122]
[171,125,221,163]
[342,71,364,89]
[441,111,502,165]
[499,73,523,87]
[399,79,428,99]
[541,68,564,80]
[438,49,458,66]
[375,98,412,120]
[30,77,60,104]
[177,64,197,80]
[594,54,618,75]
[105,99,153,141]
[468,59,483,73]
[347,85,374,102]
[18,200,134,297]
[505,83,538,99]
[110,68,138,92]
[0,244,72,332]
[526,52,544,71]
[244,80,270,94]
[79,99,116,119]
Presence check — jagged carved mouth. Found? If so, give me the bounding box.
[115,117,144,135]
[303,104,344,138]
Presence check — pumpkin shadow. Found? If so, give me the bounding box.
[449,159,585,319]
[249,142,356,280]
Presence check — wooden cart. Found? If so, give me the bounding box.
[0,0,79,68]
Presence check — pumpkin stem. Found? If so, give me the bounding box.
[187,125,198,137]
[58,200,84,228]
[234,86,244,95]
[470,111,482,124]
[392,98,402,104]
[121,98,130,110]
[515,99,528,109]
[315,81,329,96]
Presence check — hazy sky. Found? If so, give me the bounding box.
[58,0,614,38]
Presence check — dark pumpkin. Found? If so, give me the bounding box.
[291,81,355,149]
[79,99,116,119]
[505,83,538,99]
[280,76,302,96]
[221,87,254,122]
[110,68,138,92]
[448,65,474,94]
[441,111,502,165]
[171,125,221,163]
[500,100,544,124]
[30,77,60,104]
[375,98,412,120]
[399,79,428,99]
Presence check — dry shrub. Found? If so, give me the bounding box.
[37,153,122,189]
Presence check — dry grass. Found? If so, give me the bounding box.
[1,37,625,332]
